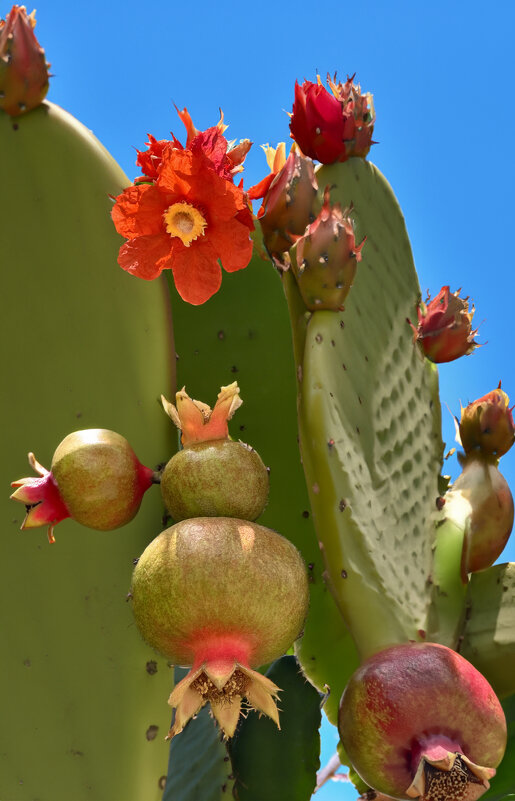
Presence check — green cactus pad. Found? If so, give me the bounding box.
[163,669,235,801]
[285,157,455,659]
[460,562,515,699]
[2,102,175,801]
[229,656,321,801]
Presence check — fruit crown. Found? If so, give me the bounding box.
[161,381,242,447]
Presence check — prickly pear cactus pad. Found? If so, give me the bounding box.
[285,157,452,659]
[2,102,175,801]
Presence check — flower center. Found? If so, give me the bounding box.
[163,202,207,247]
[191,669,250,702]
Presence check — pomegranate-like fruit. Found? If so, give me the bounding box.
[130,516,309,739]
[161,381,269,520]
[161,440,269,521]
[339,643,507,801]
[10,429,153,542]
[445,456,514,580]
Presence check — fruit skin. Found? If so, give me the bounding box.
[291,187,365,311]
[411,285,478,363]
[131,516,309,667]
[445,456,514,580]
[459,387,515,458]
[0,6,49,116]
[338,642,506,800]
[131,517,309,738]
[161,439,269,521]
[51,429,153,529]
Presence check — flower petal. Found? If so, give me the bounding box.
[118,235,172,280]
[208,218,253,274]
[170,241,222,305]
[111,184,168,239]
[210,696,242,738]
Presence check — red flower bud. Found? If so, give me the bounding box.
[0,6,50,116]
[289,74,375,165]
[410,286,478,363]
[459,385,515,458]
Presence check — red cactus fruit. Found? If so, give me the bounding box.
[289,73,375,164]
[446,456,514,580]
[10,429,153,542]
[339,642,507,801]
[459,385,515,458]
[248,144,318,260]
[410,286,478,363]
[292,187,365,310]
[130,517,309,739]
[161,382,269,520]
[0,6,50,116]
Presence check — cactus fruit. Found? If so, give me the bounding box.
[291,187,365,311]
[289,74,374,164]
[11,429,154,542]
[131,517,309,739]
[459,386,515,458]
[160,383,269,520]
[0,6,49,116]
[444,456,514,579]
[249,147,318,259]
[410,285,478,363]
[338,642,507,801]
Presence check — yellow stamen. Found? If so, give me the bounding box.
[163,202,207,247]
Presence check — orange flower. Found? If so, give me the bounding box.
[135,108,251,184]
[112,146,254,305]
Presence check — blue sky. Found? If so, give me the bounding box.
[27,1,515,797]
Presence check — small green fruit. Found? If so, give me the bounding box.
[161,439,269,521]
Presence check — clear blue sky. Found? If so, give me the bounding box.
[28,1,515,797]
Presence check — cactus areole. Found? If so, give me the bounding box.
[130,517,309,739]
[10,429,153,542]
[338,643,506,801]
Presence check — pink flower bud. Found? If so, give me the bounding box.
[0,6,50,116]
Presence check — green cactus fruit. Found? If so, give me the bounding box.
[0,6,49,116]
[2,100,175,801]
[11,429,154,541]
[339,643,507,801]
[283,157,453,659]
[130,517,309,739]
[161,440,269,521]
[291,187,365,311]
[460,563,515,699]
[160,383,269,521]
[257,149,318,259]
[445,456,514,580]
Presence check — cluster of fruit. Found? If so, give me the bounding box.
[11,381,310,740]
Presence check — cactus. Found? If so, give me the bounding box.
[1,100,176,800]
[4,11,515,797]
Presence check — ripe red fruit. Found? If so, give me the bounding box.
[130,517,309,739]
[10,429,153,542]
[289,74,375,164]
[410,286,478,363]
[339,642,506,801]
